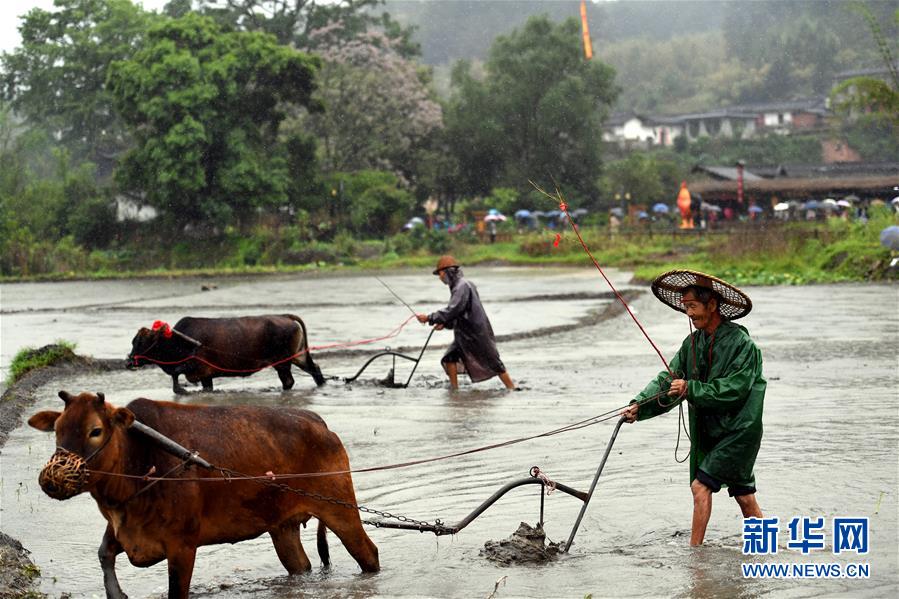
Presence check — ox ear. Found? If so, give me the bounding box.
[58,390,73,405]
[28,411,61,432]
[112,407,135,429]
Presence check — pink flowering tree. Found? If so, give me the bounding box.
[296,23,443,180]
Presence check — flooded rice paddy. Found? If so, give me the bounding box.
[1,268,897,598]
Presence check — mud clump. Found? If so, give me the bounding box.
[480,522,562,565]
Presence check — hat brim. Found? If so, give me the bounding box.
[432,264,460,275]
[651,269,752,320]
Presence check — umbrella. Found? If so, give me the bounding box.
[822,198,838,209]
[836,199,852,208]
[803,200,820,210]
[700,202,722,212]
[544,210,561,218]
[609,207,624,217]
[409,216,425,224]
[488,208,500,215]
[652,203,669,214]
[774,202,790,211]
[531,210,547,217]
[514,209,532,219]
[843,194,860,203]
[484,213,506,222]
[572,208,589,217]
[637,211,649,219]
[891,197,899,205]
[880,225,899,250]
[748,205,764,213]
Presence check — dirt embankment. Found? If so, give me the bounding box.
[0,353,120,598]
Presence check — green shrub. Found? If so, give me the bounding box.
[9,341,77,383]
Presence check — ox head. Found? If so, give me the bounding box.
[126,326,163,369]
[126,324,200,369]
[28,390,134,500]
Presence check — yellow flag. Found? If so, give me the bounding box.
[580,0,593,60]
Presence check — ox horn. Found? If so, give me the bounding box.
[58,390,73,405]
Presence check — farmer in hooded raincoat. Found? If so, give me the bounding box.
[416,256,515,390]
[621,269,766,546]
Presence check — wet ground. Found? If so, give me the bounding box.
[1,268,897,598]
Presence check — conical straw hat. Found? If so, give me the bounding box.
[651,269,752,320]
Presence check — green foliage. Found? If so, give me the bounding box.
[197,0,419,56]
[108,13,320,229]
[351,184,415,237]
[840,115,899,161]
[1,0,152,163]
[9,341,77,383]
[445,16,618,203]
[601,154,672,208]
[684,135,823,165]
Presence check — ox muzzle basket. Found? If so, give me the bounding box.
[39,447,89,500]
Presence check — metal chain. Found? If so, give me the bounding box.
[217,467,446,532]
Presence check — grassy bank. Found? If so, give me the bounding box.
[7,342,77,384]
[2,210,896,285]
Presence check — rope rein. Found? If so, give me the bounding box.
[86,389,672,484]
[531,181,673,377]
[133,315,417,373]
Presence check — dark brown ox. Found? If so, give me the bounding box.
[28,391,379,599]
[127,315,325,393]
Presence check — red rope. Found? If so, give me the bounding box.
[87,394,665,483]
[133,315,417,374]
[556,197,673,376]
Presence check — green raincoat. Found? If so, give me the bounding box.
[633,320,766,489]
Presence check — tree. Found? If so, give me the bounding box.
[108,13,320,230]
[445,16,618,206]
[1,0,152,167]
[294,24,443,179]
[601,153,668,208]
[196,0,419,56]
[831,4,899,129]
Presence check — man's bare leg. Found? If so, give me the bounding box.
[735,493,762,518]
[690,479,713,546]
[446,362,459,390]
[498,371,515,389]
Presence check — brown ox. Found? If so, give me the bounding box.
[127,315,326,394]
[29,391,379,599]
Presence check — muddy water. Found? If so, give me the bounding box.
[1,269,897,598]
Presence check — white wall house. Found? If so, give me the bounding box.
[602,114,656,145]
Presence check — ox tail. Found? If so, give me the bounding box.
[287,314,326,386]
[317,519,331,568]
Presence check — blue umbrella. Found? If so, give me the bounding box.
[488,208,500,216]
[880,225,899,250]
[514,209,532,219]
[804,200,820,210]
[748,205,764,213]
[531,210,547,217]
[652,203,669,214]
[637,211,649,219]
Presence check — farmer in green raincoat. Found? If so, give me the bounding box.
[621,270,766,546]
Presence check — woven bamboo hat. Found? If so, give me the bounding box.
[651,269,752,320]
[433,255,461,275]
